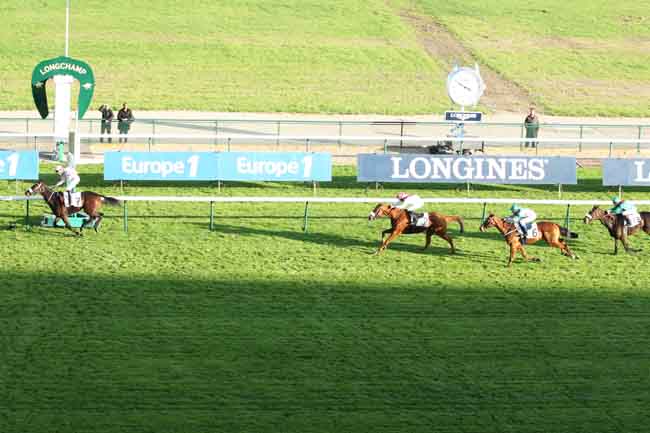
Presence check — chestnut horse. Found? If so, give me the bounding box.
[480,213,578,266]
[583,206,650,254]
[368,203,464,254]
[25,181,120,236]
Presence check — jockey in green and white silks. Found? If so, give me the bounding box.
[54,165,80,206]
[610,196,640,227]
[393,192,424,225]
[509,204,537,239]
[54,165,80,192]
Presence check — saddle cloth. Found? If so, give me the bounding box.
[63,192,83,208]
[626,212,642,228]
[520,222,539,239]
[413,212,429,228]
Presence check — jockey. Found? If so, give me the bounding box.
[509,204,537,240]
[54,165,80,205]
[393,192,424,225]
[610,196,639,227]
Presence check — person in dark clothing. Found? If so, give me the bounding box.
[117,103,134,143]
[98,104,114,143]
[524,105,540,148]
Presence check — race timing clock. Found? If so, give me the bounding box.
[446,65,485,107]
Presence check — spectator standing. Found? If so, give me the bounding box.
[524,105,540,148]
[98,104,114,143]
[117,102,134,143]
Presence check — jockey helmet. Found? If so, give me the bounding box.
[612,196,621,205]
[510,203,521,213]
[55,165,64,174]
[396,192,409,200]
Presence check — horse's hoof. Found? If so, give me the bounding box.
[532,257,541,262]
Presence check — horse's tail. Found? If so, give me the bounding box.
[445,215,465,233]
[101,195,121,206]
[560,226,579,239]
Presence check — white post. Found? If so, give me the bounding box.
[65,0,70,56]
[53,75,73,154]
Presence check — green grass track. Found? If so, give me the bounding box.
[1,164,649,432]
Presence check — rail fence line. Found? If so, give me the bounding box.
[3,132,650,157]
[2,195,645,233]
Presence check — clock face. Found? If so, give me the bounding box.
[447,67,484,107]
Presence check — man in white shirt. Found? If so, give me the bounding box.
[393,192,424,226]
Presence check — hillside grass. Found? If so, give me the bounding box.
[2,1,649,115]
[0,0,447,114]
[415,0,650,116]
[1,164,650,432]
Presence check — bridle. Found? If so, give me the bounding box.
[27,183,57,203]
[483,215,519,239]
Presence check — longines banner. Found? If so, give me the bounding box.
[357,154,577,184]
[603,158,650,186]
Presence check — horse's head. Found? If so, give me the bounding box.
[25,181,46,196]
[368,203,392,221]
[583,206,606,224]
[479,213,497,232]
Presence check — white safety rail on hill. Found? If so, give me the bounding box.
[3,195,647,233]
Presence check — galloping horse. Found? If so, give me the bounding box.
[583,206,650,254]
[25,181,120,235]
[480,213,578,266]
[368,203,464,254]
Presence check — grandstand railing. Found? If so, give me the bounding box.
[3,195,648,233]
[1,116,649,155]
[3,132,650,157]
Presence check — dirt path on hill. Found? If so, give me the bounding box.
[396,6,534,113]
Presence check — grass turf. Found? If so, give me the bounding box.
[1,164,650,432]
[2,1,649,115]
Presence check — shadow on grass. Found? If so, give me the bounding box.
[208,222,490,258]
[2,269,650,433]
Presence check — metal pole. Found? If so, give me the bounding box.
[123,200,128,232]
[565,204,571,240]
[209,201,214,231]
[480,202,487,225]
[214,120,218,150]
[609,141,613,157]
[578,125,583,152]
[383,139,388,154]
[399,121,404,147]
[302,201,309,232]
[227,137,231,152]
[306,138,310,152]
[25,199,30,227]
[276,122,281,148]
[619,185,623,198]
[65,0,70,56]
[638,126,643,154]
[558,183,562,199]
[338,121,342,149]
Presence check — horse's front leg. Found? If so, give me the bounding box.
[61,214,81,237]
[380,228,392,242]
[507,244,517,267]
[622,235,639,254]
[614,238,618,255]
[375,229,402,254]
[519,245,539,262]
